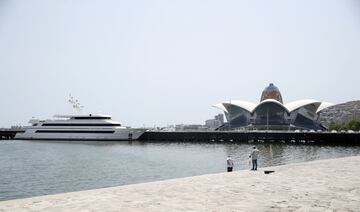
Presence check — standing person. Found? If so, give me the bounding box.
[227,156,234,172]
[249,146,259,170]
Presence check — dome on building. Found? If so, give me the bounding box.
[260,83,283,103]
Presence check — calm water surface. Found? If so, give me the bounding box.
[1,140,360,201]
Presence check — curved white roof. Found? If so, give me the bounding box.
[214,99,333,115]
[212,100,257,113]
[252,99,288,113]
[284,99,322,112]
[228,100,257,113]
[212,103,228,113]
[316,102,334,113]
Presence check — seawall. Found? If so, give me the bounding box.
[139,131,360,145]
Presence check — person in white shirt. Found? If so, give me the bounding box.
[227,156,234,172]
[249,146,259,170]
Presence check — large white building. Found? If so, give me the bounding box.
[213,83,333,130]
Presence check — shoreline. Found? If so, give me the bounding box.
[1,156,360,211]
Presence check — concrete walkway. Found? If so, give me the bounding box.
[1,156,360,211]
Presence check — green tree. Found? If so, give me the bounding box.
[329,120,360,131]
[347,120,360,131]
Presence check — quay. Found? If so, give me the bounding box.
[1,156,359,211]
[139,131,360,145]
[1,128,360,144]
[0,129,24,140]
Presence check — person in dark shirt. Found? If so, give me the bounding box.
[227,156,234,172]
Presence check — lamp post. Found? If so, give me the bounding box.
[229,99,231,131]
[266,108,269,131]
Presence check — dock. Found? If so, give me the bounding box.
[138,131,360,145]
[2,129,360,144]
[0,129,24,140]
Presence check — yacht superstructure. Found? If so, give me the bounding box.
[15,114,146,141]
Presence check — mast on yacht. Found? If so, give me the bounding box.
[68,93,84,114]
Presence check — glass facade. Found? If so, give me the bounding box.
[252,102,288,126]
[222,103,325,130]
[223,103,251,128]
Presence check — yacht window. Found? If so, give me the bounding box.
[35,130,115,134]
[42,123,121,126]
[72,117,111,120]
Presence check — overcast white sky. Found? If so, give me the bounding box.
[0,0,359,127]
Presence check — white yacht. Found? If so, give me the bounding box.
[15,114,147,141]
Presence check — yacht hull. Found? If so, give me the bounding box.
[14,128,146,141]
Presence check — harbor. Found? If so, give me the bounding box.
[1,1,360,210]
[2,84,358,144]
[1,156,359,211]
[2,128,360,145]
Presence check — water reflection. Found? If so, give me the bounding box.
[215,143,360,170]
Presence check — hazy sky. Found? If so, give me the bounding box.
[1,0,359,127]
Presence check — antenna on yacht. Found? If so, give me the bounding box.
[68,93,84,114]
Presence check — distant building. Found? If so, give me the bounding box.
[215,114,224,124]
[213,83,333,130]
[175,124,207,131]
[205,114,224,129]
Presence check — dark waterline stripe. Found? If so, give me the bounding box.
[35,130,115,134]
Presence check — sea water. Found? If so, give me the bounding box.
[1,140,360,201]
